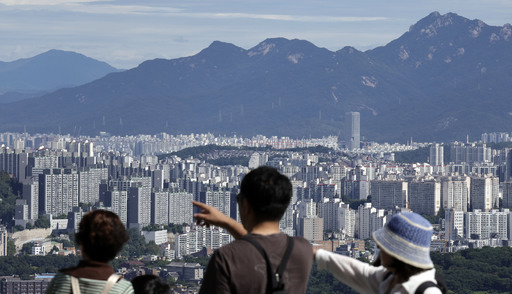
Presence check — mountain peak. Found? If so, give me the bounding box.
[247,38,289,56]
[247,38,327,60]
[404,11,495,42]
[0,49,118,95]
[200,41,244,54]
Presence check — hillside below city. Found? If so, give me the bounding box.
[0,12,511,142]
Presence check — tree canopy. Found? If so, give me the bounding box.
[0,171,22,228]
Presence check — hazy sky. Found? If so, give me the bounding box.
[1,0,510,69]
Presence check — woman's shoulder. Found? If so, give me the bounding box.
[46,273,134,294]
[112,278,135,294]
[78,276,134,293]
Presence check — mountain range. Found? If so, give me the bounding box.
[0,50,118,103]
[0,12,511,143]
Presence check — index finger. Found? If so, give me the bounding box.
[192,200,208,210]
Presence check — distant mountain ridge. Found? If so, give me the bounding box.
[0,50,118,102]
[0,12,511,142]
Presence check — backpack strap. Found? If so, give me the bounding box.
[241,235,294,293]
[415,281,441,294]
[101,274,122,294]
[70,274,122,294]
[70,276,81,294]
[275,237,294,285]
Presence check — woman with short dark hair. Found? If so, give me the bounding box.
[46,210,133,294]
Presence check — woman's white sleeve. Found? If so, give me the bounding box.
[315,249,384,293]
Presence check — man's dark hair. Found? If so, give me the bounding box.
[240,166,292,221]
[75,209,129,262]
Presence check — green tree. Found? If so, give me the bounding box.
[34,216,51,228]
[166,276,176,286]
[166,223,185,234]
[0,255,79,276]
[0,171,22,228]
[142,223,163,231]
[120,228,146,257]
[145,241,161,256]
[7,240,16,256]
[394,147,429,163]
[58,239,74,248]
[49,245,60,255]
[13,225,24,232]
[342,195,371,210]
[21,243,33,255]
[206,156,249,166]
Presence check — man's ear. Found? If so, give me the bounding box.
[242,197,253,216]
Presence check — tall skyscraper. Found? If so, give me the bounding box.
[429,144,444,174]
[344,112,360,150]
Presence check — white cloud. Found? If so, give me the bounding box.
[0,0,106,5]
[0,0,387,22]
[203,12,388,22]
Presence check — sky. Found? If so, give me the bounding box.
[1,0,511,69]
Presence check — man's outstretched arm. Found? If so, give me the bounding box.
[192,201,248,239]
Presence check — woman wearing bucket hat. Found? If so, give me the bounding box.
[314,212,444,294]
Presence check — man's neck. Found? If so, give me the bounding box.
[248,221,281,235]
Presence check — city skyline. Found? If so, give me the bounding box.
[0,0,510,68]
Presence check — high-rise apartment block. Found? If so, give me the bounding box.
[38,168,79,216]
[338,204,355,238]
[357,203,386,240]
[168,191,194,225]
[22,181,39,221]
[152,191,169,225]
[408,180,441,215]
[344,112,360,150]
[503,181,512,209]
[445,209,465,240]
[466,209,509,240]
[429,144,444,174]
[343,165,370,200]
[357,203,374,240]
[298,217,324,241]
[78,167,107,205]
[507,149,512,181]
[103,190,128,226]
[320,198,342,232]
[441,176,470,212]
[200,190,232,219]
[450,143,492,164]
[371,180,408,210]
[0,226,7,256]
[470,176,499,211]
[175,226,231,258]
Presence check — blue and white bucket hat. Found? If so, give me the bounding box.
[372,212,434,269]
